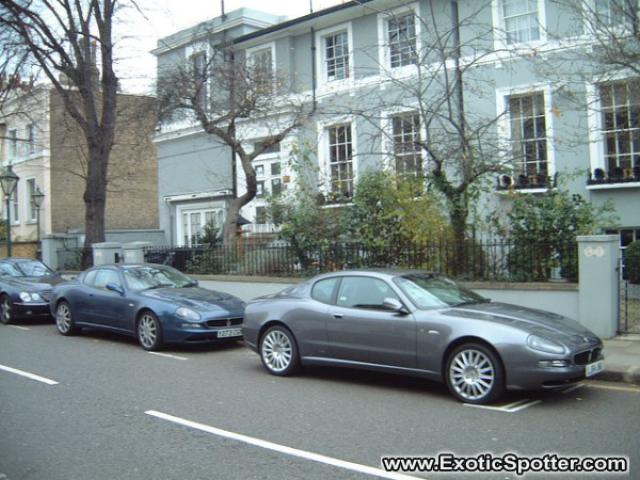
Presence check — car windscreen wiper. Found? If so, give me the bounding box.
[451,298,489,307]
[144,283,175,290]
[182,281,198,288]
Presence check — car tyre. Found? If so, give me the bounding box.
[0,294,13,325]
[56,300,79,336]
[260,325,299,376]
[137,311,163,351]
[445,343,505,405]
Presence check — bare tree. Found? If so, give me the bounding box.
[0,0,119,266]
[349,1,509,249]
[157,44,312,245]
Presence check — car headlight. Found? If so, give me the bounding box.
[19,292,43,302]
[527,334,566,355]
[175,307,200,322]
[31,292,43,302]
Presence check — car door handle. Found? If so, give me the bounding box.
[332,312,343,319]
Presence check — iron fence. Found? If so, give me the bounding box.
[143,239,578,282]
[56,247,93,270]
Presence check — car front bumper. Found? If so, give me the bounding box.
[506,350,604,391]
[160,314,244,344]
[12,302,52,320]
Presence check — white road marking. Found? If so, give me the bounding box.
[561,383,585,394]
[7,325,30,331]
[148,352,187,361]
[0,364,59,385]
[462,398,540,413]
[145,410,421,480]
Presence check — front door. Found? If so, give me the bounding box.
[86,269,130,330]
[326,276,417,369]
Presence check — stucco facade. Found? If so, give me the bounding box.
[155,0,640,246]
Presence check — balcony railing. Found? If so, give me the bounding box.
[587,167,640,186]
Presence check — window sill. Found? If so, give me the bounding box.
[587,181,640,191]
[495,187,551,195]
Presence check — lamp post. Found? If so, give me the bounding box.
[0,165,20,257]
[31,186,45,260]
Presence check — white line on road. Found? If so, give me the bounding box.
[145,410,421,480]
[7,325,30,331]
[0,364,59,385]
[462,398,540,413]
[148,352,188,361]
[585,382,640,393]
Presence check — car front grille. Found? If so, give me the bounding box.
[574,348,602,365]
[206,317,243,328]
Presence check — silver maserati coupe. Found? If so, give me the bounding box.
[242,270,604,404]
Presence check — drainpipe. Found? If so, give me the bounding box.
[451,0,466,153]
[311,27,317,112]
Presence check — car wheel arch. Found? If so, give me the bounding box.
[258,320,292,344]
[441,336,506,383]
[136,308,159,327]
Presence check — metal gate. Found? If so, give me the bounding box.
[619,250,640,334]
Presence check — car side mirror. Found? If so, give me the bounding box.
[106,282,125,296]
[383,297,408,314]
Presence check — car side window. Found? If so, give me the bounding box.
[83,270,97,286]
[93,270,121,290]
[336,277,400,310]
[311,277,339,304]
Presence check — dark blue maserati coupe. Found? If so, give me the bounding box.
[50,263,246,350]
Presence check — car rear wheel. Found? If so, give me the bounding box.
[137,311,163,351]
[445,343,504,404]
[56,301,79,336]
[0,295,13,325]
[260,325,299,376]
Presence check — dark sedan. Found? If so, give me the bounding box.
[50,263,246,350]
[243,270,604,404]
[0,258,65,324]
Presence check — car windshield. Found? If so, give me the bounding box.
[123,266,196,290]
[394,273,487,309]
[15,260,56,277]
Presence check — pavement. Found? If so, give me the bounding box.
[600,335,640,385]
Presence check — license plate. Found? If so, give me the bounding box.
[217,328,242,339]
[586,360,604,377]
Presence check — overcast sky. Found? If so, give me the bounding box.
[116,0,344,94]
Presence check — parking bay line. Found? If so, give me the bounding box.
[148,352,188,361]
[0,364,59,385]
[7,325,30,331]
[145,410,421,480]
[462,398,541,413]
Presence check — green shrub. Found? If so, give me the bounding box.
[625,241,640,284]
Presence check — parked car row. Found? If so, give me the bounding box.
[0,258,605,405]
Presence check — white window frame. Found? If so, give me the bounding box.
[26,177,37,223]
[586,75,640,182]
[8,129,17,158]
[185,42,211,114]
[246,41,276,91]
[25,123,35,154]
[175,202,225,247]
[491,0,547,50]
[315,22,354,90]
[377,2,421,75]
[317,117,358,201]
[496,83,556,188]
[380,106,427,174]
[11,181,19,225]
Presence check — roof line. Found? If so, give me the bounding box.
[232,0,374,45]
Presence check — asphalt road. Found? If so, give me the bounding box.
[1,285,639,479]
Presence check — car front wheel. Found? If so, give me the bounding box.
[0,294,13,325]
[260,325,299,376]
[445,343,505,404]
[56,301,79,336]
[137,311,163,351]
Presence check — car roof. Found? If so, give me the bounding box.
[88,263,169,270]
[311,269,437,281]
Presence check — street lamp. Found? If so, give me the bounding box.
[31,186,45,260]
[0,165,20,257]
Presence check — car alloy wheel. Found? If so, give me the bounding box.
[0,295,12,325]
[137,312,163,351]
[56,301,78,336]
[446,343,504,404]
[260,326,299,376]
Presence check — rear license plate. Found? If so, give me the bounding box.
[585,360,604,377]
[217,328,242,339]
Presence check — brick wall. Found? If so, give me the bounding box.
[49,90,159,234]
[0,241,38,259]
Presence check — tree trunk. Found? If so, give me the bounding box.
[223,197,243,246]
[81,144,109,268]
[448,192,469,277]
